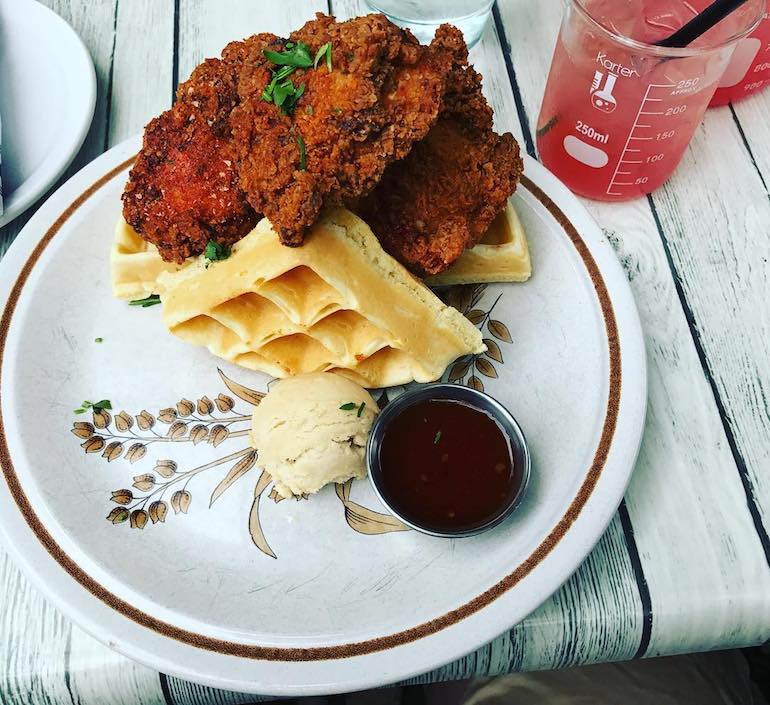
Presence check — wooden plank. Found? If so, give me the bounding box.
[731,88,770,185]
[177,0,324,87]
[724,96,770,547]
[0,546,164,704]
[702,95,770,560]
[650,99,770,561]
[470,21,524,142]
[40,0,118,170]
[497,0,770,657]
[108,0,175,145]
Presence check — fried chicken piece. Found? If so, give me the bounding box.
[357,118,522,276]
[230,14,459,247]
[123,13,519,271]
[330,24,467,201]
[121,35,280,263]
[354,65,523,277]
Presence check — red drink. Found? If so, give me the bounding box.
[711,5,770,106]
[537,0,764,201]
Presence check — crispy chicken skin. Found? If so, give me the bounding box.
[230,14,460,246]
[122,13,523,274]
[356,118,523,276]
[354,64,523,277]
[330,24,467,201]
[121,35,280,263]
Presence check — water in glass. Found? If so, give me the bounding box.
[364,0,494,46]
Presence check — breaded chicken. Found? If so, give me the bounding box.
[122,13,523,272]
[230,14,460,246]
[330,24,467,201]
[354,65,523,277]
[121,35,280,263]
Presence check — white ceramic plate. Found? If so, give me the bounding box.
[0,0,96,227]
[0,136,646,696]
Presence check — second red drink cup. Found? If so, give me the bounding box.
[710,2,770,105]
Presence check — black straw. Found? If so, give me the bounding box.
[656,0,750,47]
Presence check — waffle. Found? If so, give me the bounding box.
[111,202,531,299]
[111,219,180,300]
[426,203,532,287]
[114,209,485,388]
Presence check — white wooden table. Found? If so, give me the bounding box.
[1,0,769,702]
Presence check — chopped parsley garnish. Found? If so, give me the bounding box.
[434,430,442,445]
[94,337,103,343]
[357,402,366,418]
[129,294,161,308]
[261,65,294,101]
[339,402,357,411]
[275,64,296,80]
[273,78,295,107]
[314,42,332,72]
[75,399,112,414]
[262,74,305,115]
[263,42,313,68]
[287,81,305,111]
[297,134,307,170]
[305,105,314,115]
[262,41,331,115]
[204,240,231,264]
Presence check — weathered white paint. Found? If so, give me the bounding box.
[108,0,175,145]
[177,0,324,85]
[42,0,118,171]
[653,102,770,572]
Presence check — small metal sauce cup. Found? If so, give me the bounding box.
[366,383,531,538]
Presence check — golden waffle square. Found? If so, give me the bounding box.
[113,209,485,388]
[111,219,180,300]
[426,202,532,287]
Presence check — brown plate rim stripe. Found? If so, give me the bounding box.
[0,164,621,661]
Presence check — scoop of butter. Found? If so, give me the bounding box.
[250,373,378,499]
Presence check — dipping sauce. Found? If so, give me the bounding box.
[376,399,522,533]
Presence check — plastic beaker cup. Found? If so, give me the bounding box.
[536,0,765,201]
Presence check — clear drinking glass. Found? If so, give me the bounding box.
[536,0,765,201]
[364,0,494,47]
